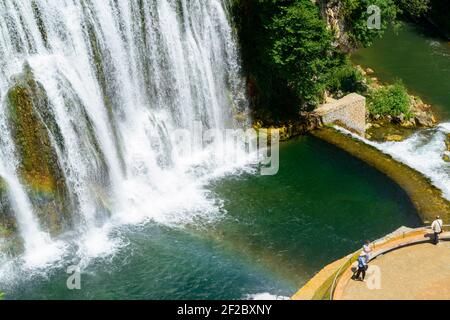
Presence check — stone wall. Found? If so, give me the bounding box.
[313,93,366,135]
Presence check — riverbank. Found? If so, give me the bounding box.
[311,127,450,223]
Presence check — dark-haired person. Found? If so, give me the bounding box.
[352,253,368,282]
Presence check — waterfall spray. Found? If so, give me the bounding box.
[0,0,249,265]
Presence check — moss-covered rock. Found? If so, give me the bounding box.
[6,64,71,235]
[0,177,23,255]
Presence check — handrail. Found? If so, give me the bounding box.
[329,253,357,300]
[328,224,450,300]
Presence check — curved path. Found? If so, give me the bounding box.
[339,242,450,299]
[334,230,450,300]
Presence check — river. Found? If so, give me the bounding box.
[2,135,420,299]
[0,7,437,300]
[353,22,450,200]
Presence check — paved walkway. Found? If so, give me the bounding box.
[339,241,450,300]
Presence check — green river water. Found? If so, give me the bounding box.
[7,136,419,299]
[353,22,450,118]
[9,22,448,300]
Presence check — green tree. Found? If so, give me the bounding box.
[268,0,339,106]
[342,0,399,47]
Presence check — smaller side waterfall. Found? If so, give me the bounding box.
[335,124,450,201]
[375,123,450,200]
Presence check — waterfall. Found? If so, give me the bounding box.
[374,123,450,200]
[0,0,248,266]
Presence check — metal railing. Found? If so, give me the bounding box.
[328,224,450,300]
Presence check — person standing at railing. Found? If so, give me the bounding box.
[352,253,368,282]
[431,216,443,245]
[362,240,372,262]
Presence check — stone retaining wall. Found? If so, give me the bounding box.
[313,93,366,135]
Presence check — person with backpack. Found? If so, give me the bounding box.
[352,253,368,282]
[431,216,444,245]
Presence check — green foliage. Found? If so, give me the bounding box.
[396,0,430,17]
[231,0,418,120]
[368,81,411,117]
[232,0,344,119]
[268,0,338,106]
[342,0,399,47]
[325,62,367,96]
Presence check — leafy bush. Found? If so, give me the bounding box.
[396,0,430,17]
[342,0,399,47]
[326,62,367,96]
[368,81,411,117]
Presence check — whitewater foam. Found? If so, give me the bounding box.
[0,0,252,277]
[244,292,290,300]
[334,124,450,200]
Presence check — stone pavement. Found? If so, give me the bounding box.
[339,241,450,300]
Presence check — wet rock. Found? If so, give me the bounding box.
[356,65,367,76]
[385,134,405,142]
[400,119,416,128]
[6,64,72,235]
[0,177,23,255]
[443,154,450,163]
[413,111,436,127]
[365,68,374,75]
[445,133,450,152]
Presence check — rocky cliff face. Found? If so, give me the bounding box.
[315,0,353,51]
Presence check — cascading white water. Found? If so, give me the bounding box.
[0,0,248,266]
[374,123,450,200]
[335,123,450,201]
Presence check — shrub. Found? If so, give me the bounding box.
[326,63,367,96]
[367,81,411,117]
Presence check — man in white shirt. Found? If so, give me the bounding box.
[431,216,443,245]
